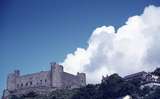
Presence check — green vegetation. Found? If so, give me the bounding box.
[152,68,160,76]
[8,68,160,99]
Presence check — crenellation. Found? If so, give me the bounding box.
[4,62,86,98]
[77,72,86,86]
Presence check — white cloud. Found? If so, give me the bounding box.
[61,5,160,83]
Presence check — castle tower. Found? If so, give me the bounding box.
[50,62,63,88]
[7,70,20,91]
[77,72,86,86]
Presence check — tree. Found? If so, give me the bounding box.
[152,68,160,76]
[98,73,137,98]
[144,87,160,99]
[71,84,97,99]
[139,86,151,97]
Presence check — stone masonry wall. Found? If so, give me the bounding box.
[5,63,86,98]
[16,71,51,90]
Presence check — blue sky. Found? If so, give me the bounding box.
[1,0,160,96]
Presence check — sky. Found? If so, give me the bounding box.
[1,0,160,96]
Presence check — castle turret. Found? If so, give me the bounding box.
[50,62,63,88]
[14,70,20,76]
[7,70,20,91]
[77,72,86,86]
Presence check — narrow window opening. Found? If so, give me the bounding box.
[26,82,28,86]
[21,83,23,87]
[45,79,47,83]
[30,81,32,85]
[17,84,19,88]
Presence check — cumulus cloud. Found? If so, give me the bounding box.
[61,5,160,83]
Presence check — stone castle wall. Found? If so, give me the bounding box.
[5,63,86,97]
[16,71,51,89]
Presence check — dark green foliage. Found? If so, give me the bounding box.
[51,96,56,99]
[128,77,142,87]
[144,87,160,99]
[50,72,160,99]
[10,95,19,99]
[72,73,138,99]
[71,84,98,99]
[98,73,136,98]
[7,68,160,99]
[17,91,37,99]
[26,91,37,97]
[139,86,151,97]
[152,68,160,76]
[49,89,77,99]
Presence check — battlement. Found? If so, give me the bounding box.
[5,62,86,97]
[51,62,63,72]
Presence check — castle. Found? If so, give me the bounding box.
[3,62,86,98]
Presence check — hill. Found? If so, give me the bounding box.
[2,68,160,99]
